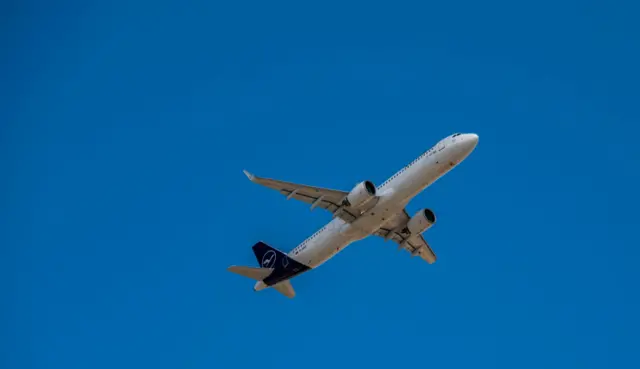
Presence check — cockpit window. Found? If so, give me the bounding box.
[452,133,461,137]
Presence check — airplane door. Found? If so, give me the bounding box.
[437,141,445,151]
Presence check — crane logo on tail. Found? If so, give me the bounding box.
[261,250,276,268]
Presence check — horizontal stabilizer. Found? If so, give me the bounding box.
[228,266,274,280]
[273,280,296,298]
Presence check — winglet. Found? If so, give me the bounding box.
[243,169,256,181]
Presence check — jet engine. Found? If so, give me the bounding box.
[344,181,377,208]
[406,208,437,235]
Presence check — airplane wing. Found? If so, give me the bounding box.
[243,170,375,223]
[373,209,437,264]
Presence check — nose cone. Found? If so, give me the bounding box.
[463,133,479,150]
[465,133,479,143]
[453,133,478,159]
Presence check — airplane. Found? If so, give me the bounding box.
[228,133,479,298]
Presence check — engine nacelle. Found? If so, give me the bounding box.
[344,180,377,208]
[406,208,437,235]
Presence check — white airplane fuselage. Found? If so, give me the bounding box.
[253,133,479,291]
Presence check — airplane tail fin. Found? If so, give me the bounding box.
[228,241,301,298]
[252,241,288,268]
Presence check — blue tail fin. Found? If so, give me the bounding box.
[252,241,287,269]
[250,241,311,287]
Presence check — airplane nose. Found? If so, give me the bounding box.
[459,133,479,153]
[465,133,479,146]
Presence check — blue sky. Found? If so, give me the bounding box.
[3,1,640,368]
